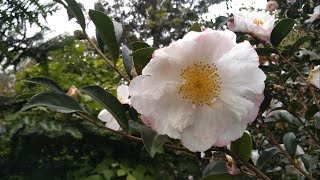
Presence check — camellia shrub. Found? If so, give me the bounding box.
[18,0,320,179]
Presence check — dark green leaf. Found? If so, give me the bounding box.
[188,22,201,32]
[122,45,133,79]
[132,47,156,75]
[96,29,107,53]
[12,93,36,102]
[301,155,318,173]
[131,41,150,51]
[141,127,169,157]
[23,76,64,92]
[129,120,145,132]
[80,85,128,132]
[290,36,314,53]
[283,132,297,156]
[201,173,234,180]
[255,48,279,56]
[65,0,86,30]
[215,16,228,29]
[256,147,280,169]
[203,161,227,176]
[305,104,319,120]
[21,92,84,113]
[230,131,252,161]
[89,10,119,64]
[271,18,295,47]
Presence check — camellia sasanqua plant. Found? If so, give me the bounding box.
[19,0,320,179]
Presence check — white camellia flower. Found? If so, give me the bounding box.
[305,5,320,23]
[266,0,279,13]
[308,65,320,89]
[129,29,266,152]
[227,11,275,42]
[97,84,130,131]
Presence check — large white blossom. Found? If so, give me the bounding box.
[129,29,266,152]
[308,65,320,89]
[97,84,130,131]
[305,5,320,23]
[227,11,275,42]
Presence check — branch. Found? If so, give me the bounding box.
[267,130,315,180]
[279,54,320,111]
[85,32,131,82]
[217,147,271,180]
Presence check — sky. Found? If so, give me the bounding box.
[34,0,267,39]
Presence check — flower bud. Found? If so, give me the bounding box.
[73,30,86,40]
[226,155,240,175]
[266,1,279,12]
[67,85,81,102]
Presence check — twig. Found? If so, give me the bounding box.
[279,54,320,111]
[85,32,131,82]
[77,112,270,179]
[267,130,315,180]
[217,147,271,180]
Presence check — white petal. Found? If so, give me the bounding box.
[117,84,130,104]
[309,65,320,89]
[105,118,121,131]
[98,109,114,122]
[97,109,121,131]
[181,106,238,152]
[130,79,194,138]
[218,41,266,94]
[251,150,260,166]
[214,121,247,147]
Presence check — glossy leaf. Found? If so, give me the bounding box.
[283,132,297,156]
[89,10,119,64]
[64,0,86,30]
[230,131,252,161]
[122,45,133,79]
[132,47,156,75]
[271,18,295,47]
[23,76,64,92]
[305,104,319,120]
[13,93,36,102]
[131,41,150,51]
[290,36,314,53]
[203,161,228,176]
[255,48,279,56]
[215,16,228,29]
[141,127,169,158]
[256,147,280,169]
[80,85,129,132]
[21,92,84,113]
[188,22,201,32]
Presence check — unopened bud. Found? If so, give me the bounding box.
[226,155,240,175]
[266,1,279,12]
[73,30,86,40]
[67,85,81,102]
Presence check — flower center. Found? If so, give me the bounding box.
[177,62,221,106]
[253,19,264,26]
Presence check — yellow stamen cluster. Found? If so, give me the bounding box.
[177,62,221,106]
[253,19,264,26]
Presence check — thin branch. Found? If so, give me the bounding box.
[267,130,315,180]
[76,112,270,179]
[85,32,131,82]
[217,147,271,180]
[279,54,320,110]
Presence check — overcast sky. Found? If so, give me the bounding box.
[34,0,266,39]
